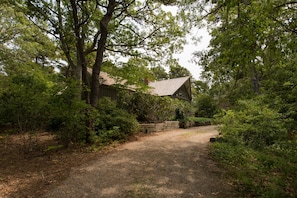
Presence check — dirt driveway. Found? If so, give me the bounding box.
[44,126,237,198]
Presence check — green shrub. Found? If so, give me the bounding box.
[47,79,92,146]
[218,100,287,148]
[211,141,297,197]
[95,97,139,144]
[211,99,297,197]
[174,99,195,120]
[193,94,218,118]
[188,117,213,126]
[0,73,50,132]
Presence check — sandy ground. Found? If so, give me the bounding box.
[44,126,237,198]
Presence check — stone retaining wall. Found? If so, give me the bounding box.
[139,121,179,133]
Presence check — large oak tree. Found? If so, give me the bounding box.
[15,0,187,107]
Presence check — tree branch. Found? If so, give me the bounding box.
[275,1,297,8]
[271,16,297,35]
[84,31,101,55]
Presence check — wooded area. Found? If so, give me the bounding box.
[197,1,297,197]
[0,0,297,197]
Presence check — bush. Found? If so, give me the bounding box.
[193,94,218,118]
[47,80,92,146]
[95,97,139,144]
[0,73,50,132]
[211,98,297,197]
[173,99,195,120]
[211,141,297,197]
[188,117,213,126]
[218,99,287,148]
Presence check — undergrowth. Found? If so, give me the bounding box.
[211,99,297,197]
[211,141,297,197]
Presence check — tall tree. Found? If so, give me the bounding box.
[195,0,297,106]
[18,0,187,107]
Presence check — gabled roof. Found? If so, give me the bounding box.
[99,71,119,86]
[89,68,191,101]
[149,76,191,97]
[99,71,131,87]
[87,68,127,87]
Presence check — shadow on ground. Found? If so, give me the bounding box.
[45,126,237,198]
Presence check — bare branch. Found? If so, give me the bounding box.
[96,0,108,8]
[105,47,140,56]
[271,17,297,35]
[275,1,297,8]
[85,31,101,55]
[200,2,226,21]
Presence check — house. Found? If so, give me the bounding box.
[97,71,192,102]
[98,71,125,101]
[148,76,192,102]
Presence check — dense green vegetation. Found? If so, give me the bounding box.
[0,0,189,144]
[1,0,296,196]
[196,1,297,197]
[212,98,297,197]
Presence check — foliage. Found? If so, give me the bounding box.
[193,93,218,118]
[187,117,213,126]
[218,99,287,148]
[150,59,192,82]
[212,98,296,197]
[105,58,155,91]
[184,1,297,197]
[18,0,188,107]
[117,90,174,122]
[0,3,59,75]
[0,68,52,132]
[94,97,139,144]
[211,140,297,197]
[150,65,169,80]
[47,79,94,146]
[195,0,297,109]
[174,99,195,120]
[117,90,193,123]
[168,59,191,78]
[192,80,209,95]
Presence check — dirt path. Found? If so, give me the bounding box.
[44,126,236,198]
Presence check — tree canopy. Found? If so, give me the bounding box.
[195,0,297,108]
[9,0,188,107]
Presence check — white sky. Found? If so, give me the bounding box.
[174,28,211,80]
[161,5,211,80]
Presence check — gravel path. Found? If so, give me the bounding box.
[44,126,237,198]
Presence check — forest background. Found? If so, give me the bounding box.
[0,0,297,197]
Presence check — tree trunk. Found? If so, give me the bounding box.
[90,0,116,107]
[70,0,90,103]
[250,64,261,94]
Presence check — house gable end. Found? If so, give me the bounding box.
[172,80,192,102]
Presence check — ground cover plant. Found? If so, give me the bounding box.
[211,99,297,197]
